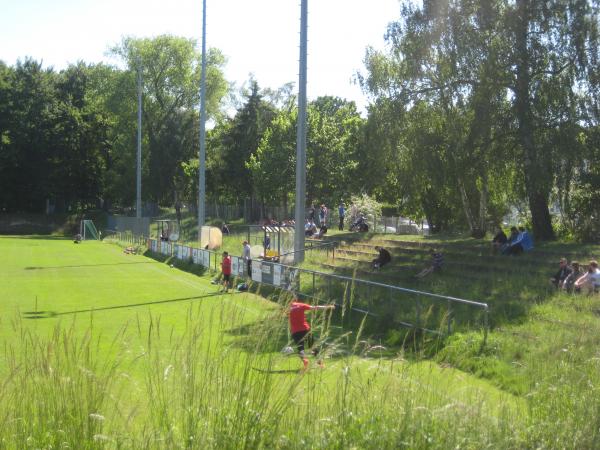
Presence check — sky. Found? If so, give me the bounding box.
[0,0,401,113]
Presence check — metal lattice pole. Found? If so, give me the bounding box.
[198,0,208,240]
[294,0,308,264]
[136,59,142,219]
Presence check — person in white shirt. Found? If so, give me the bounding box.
[575,260,600,295]
[242,240,251,277]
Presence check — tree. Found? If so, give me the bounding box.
[509,0,599,239]
[1,59,58,212]
[246,109,296,207]
[111,35,228,207]
[211,80,277,203]
[247,96,365,211]
[361,0,511,233]
[360,0,599,238]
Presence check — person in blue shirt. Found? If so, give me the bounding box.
[506,226,534,255]
[338,202,345,231]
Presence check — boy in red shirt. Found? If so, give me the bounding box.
[220,251,232,293]
[289,298,335,370]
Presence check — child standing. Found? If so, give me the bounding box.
[220,251,232,292]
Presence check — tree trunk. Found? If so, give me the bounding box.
[514,0,555,240]
[174,189,181,225]
[457,178,476,233]
[478,173,489,237]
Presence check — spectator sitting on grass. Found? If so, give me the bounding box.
[372,246,392,270]
[574,260,600,295]
[315,224,328,239]
[563,261,584,293]
[305,220,317,237]
[505,226,534,256]
[550,258,572,288]
[502,227,519,254]
[415,248,444,278]
[491,227,507,254]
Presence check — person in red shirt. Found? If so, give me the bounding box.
[220,251,232,293]
[289,298,335,370]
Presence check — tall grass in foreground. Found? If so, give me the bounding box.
[1,298,600,449]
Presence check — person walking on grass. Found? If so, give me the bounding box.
[220,251,232,293]
[289,297,335,371]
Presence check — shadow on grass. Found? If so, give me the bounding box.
[224,316,290,354]
[0,235,71,240]
[22,292,222,319]
[24,261,160,270]
[143,250,209,277]
[252,368,300,374]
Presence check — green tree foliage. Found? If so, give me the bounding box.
[561,127,600,241]
[110,35,227,207]
[360,0,599,239]
[0,59,108,212]
[247,96,365,209]
[209,81,277,203]
[246,109,296,206]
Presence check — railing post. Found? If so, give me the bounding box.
[447,299,452,335]
[416,297,421,330]
[483,306,489,346]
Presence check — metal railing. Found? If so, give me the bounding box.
[291,267,488,341]
[107,233,489,340]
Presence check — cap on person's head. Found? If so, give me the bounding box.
[590,260,598,268]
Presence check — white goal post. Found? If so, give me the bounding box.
[80,220,100,240]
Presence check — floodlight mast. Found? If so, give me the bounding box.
[294,0,308,264]
[136,58,142,219]
[198,0,208,240]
